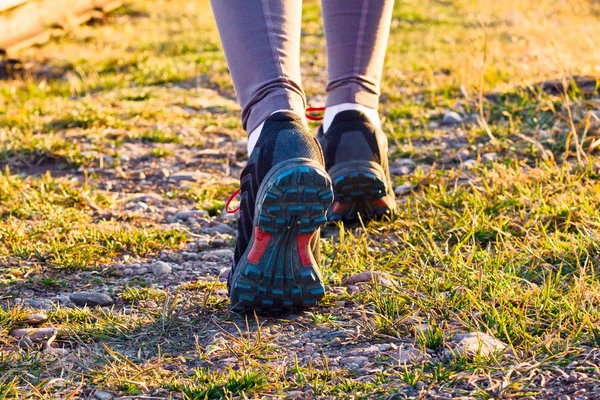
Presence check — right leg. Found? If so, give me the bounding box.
[210,1,333,313]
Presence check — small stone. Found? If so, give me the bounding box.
[394,185,412,196]
[23,313,47,326]
[169,170,211,182]
[151,261,172,275]
[456,150,470,162]
[342,271,395,287]
[481,152,498,163]
[304,345,315,355]
[378,343,398,352]
[448,332,508,358]
[23,299,54,311]
[392,158,416,168]
[10,327,58,342]
[70,292,114,307]
[218,268,230,282]
[19,337,36,349]
[329,337,342,346]
[136,267,149,275]
[122,268,134,276]
[129,193,164,203]
[462,159,477,169]
[363,345,379,355]
[207,224,236,235]
[44,347,70,358]
[341,356,369,366]
[95,391,114,400]
[390,166,412,176]
[176,210,208,220]
[397,344,424,364]
[442,111,463,126]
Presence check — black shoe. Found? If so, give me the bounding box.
[228,112,333,313]
[317,110,396,223]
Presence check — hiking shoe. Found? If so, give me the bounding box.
[317,110,396,223]
[228,112,333,313]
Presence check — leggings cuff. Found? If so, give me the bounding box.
[326,85,379,109]
[244,89,306,133]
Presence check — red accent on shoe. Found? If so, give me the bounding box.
[297,234,313,266]
[247,227,272,263]
[225,188,241,213]
[306,106,326,121]
[372,198,389,208]
[331,202,350,214]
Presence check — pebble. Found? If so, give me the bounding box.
[341,356,369,366]
[122,268,134,276]
[218,268,230,282]
[129,193,163,203]
[393,158,416,168]
[304,345,316,355]
[362,345,379,355]
[456,150,470,162]
[151,261,172,275]
[397,344,425,364]
[329,337,342,346]
[390,166,412,176]
[43,347,70,358]
[70,292,114,307]
[342,271,395,287]
[23,313,48,325]
[394,185,412,196]
[206,224,236,235]
[137,267,149,275]
[461,159,477,169]
[175,210,208,220]
[442,111,463,126]
[378,343,398,352]
[10,327,58,342]
[169,170,212,182]
[482,152,498,163]
[447,332,508,358]
[95,391,114,400]
[24,299,54,311]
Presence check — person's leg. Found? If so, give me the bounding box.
[210,0,307,153]
[210,1,333,313]
[318,0,397,223]
[321,0,395,131]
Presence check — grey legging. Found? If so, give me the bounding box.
[210,0,395,133]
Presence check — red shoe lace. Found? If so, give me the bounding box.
[225,188,241,213]
[305,106,326,121]
[225,107,326,214]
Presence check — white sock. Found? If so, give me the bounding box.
[322,103,381,133]
[247,109,307,154]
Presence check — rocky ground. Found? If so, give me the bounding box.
[3,0,600,398]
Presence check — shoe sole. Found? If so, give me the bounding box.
[328,161,396,223]
[229,158,333,314]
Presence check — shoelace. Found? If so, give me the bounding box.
[305,106,326,121]
[225,106,326,214]
[225,188,241,214]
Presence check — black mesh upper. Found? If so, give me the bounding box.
[316,110,386,171]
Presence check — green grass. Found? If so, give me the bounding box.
[2,0,600,398]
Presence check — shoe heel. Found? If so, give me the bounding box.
[328,161,396,223]
[230,160,333,313]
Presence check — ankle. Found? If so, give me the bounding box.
[323,103,381,132]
